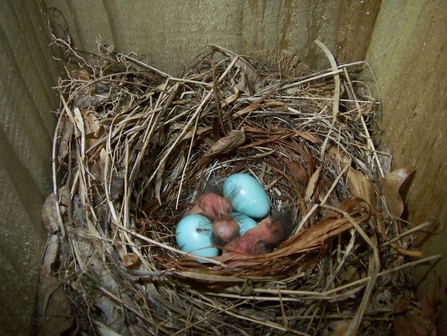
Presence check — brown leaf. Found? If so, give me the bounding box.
[283,158,308,186]
[393,293,439,336]
[339,265,360,283]
[296,131,320,144]
[58,183,71,207]
[379,166,416,218]
[173,123,212,140]
[71,69,90,81]
[36,268,73,336]
[211,45,261,95]
[346,167,377,208]
[95,297,127,333]
[326,144,351,168]
[418,293,441,321]
[222,83,240,107]
[42,235,59,275]
[305,165,322,202]
[205,129,245,156]
[57,116,73,165]
[123,252,140,270]
[41,193,59,233]
[80,109,107,147]
[155,159,166,205]
[323,320,350,336]
[235,59,262,95]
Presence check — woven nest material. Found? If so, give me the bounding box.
[40,39,440,336]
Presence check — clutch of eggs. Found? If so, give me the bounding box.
[176,173,271,258]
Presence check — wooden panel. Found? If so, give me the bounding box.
[3,0,447,333]
[0,162,47,335]
[366,0,447,331]
[0,1,58,334]
[1,0,57,136]
[44,0,381,76]
[242,0,381,68]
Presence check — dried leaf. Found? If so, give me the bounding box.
[305,165,322,202]
[123,252,140,270]
[296,131,320,144]
[379,166,416,218]
[222,83,240,107]
[418,293,441,321]
[283,158,308,186]
[97,148,107,176]
[393,294,439,336]
[174,123,212,140]
[87,217,100,237]
[235,60,262,95]
[323,320,350,336]
[58,183,71,207]
[36,268,73,336]
[57,116,73,165]
[42,235,59,274]
[339,265,360,283]
[73,238,120,294]
[233,100,262,117]
[95,297,127,334]
[155,159,166,205]
[71,69,90,81]
[346,167,377,208]
[95,296,126,333]
[41,193,59,233]
[205,129,245,156]
[326,144,350,168]
[95,321,124,336]
[81,109,107,142]
[211,44,261,95]
[73,107,85,140]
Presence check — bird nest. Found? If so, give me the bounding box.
[40,39,439,335]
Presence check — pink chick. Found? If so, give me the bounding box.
[185,192,232,220]
[211,214,240,247]
[223,216,287,255]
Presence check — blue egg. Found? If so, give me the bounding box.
[175,214,219,259]
[229,212,258,235]
[223,173,271,218]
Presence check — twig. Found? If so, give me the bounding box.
[382,219,436,247]
[314,39,340,162]
[342,67,384,177]
[113,221,227,266]
[320,204,380,336]
[51,103,67,237]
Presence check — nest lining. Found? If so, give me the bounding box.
[42,39,437,335]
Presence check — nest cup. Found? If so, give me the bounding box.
[49,40,428,335]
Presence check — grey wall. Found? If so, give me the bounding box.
[0,0,60,334]
[1,0,446,334]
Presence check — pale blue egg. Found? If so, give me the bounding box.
[223,173,271,218]
[229,212,258,235]
[175,214,219,259]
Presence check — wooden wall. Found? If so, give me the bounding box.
[2,0,446,334]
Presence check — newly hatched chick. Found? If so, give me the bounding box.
[211,214,240,247]
[185,192,232,220]
[223,216,289,255]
